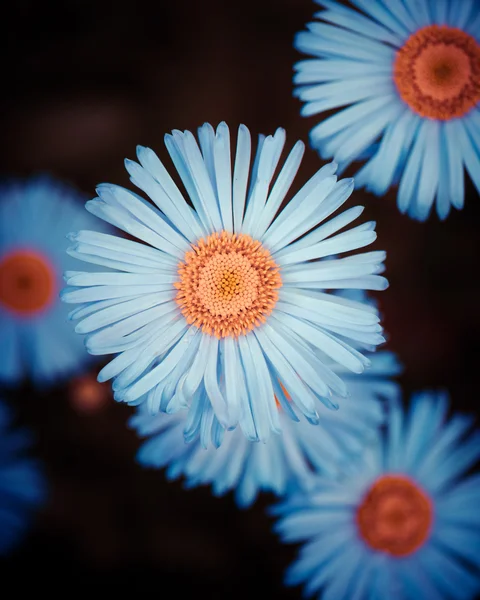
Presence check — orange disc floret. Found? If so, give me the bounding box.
[175,231,282,338]
[356,474,433,557]
[393,25,480,120]
[0,249,56,315]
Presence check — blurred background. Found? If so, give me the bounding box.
[1,0,479,596]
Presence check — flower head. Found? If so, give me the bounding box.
[131,349,400,508]
[0,176,110,386]
[294,0,480,220]
[62,122,388,444]
[0,399,46,554]
[273,391,480,599]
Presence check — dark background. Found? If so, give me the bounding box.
[1,0,479,597]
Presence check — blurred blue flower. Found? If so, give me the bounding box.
[61,122,388,444]
[273,391,480,599]
[131,350,400,508]
[294,0,480,220]
[0,176,109,386]
[0,399,46,554]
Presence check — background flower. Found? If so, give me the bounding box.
[131,349,400,508]
[0,176,110,386]
[294,0,480,220]
[0,398,46,554]
[273,390,480,599]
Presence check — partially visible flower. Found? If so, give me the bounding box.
[62,122,388,445]
[294,0,480,220]
[130,347,401,507]
[69,373,111,414]
[0,398,46,554]
[273,391,480,599]
[0,176,110,386]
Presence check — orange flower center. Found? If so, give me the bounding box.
[356,475,433,557]
[393,25,480,120]
[0,249,56,315]
[175,231,281,338]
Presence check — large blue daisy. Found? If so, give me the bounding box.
[294,0,480,220]
[0,398,46,554]
[0,176,109,386]
[131,349,400,508]
[273,391,480,599]
[62,122,388,444]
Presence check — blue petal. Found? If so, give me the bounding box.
[134,145,204,241]
[316,1,405,45]
[251,140,304,240]
[242,129,286,236]
[397,120,429,216]
[232,124,251,233]
[408,120,440,221]
[450,0,476,30]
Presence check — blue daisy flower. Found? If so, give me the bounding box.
[0,176,111,386]
[0,398,46,554]
[130,349,400,508]
[273,391,480,599]
[294,0,480,220]
[61,122,388,444]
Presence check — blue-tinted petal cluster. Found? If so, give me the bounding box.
[294,0,480,220]
[130,350,400,508]
[0,176,110,386]
[62,122,389,445]
[273,391,480,599]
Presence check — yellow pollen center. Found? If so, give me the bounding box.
[356,475,433,557]
[218,270,242,300]
[393,25,480,120]
[175,231,282,338]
